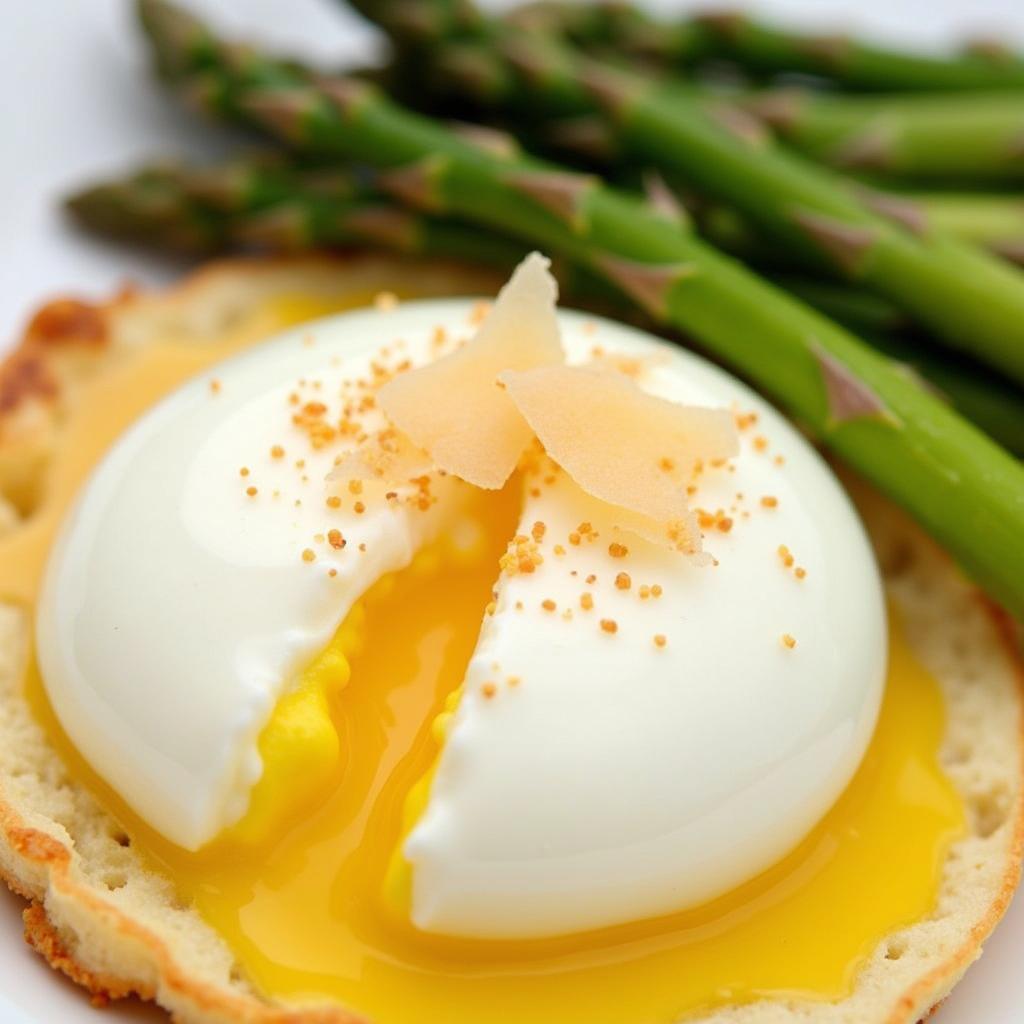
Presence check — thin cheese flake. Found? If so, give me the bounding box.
[377,253,563,489]
[326,429,431,485]
[500,365,739,553]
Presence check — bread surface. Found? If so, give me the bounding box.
[0,255,1020,1024]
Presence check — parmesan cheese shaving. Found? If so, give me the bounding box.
[500,364,739,553]
[326,429,432,485]
[377,253,563,489]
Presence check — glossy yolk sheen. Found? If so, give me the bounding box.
[5,292,964,1024]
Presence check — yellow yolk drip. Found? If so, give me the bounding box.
[4,289,965,1024]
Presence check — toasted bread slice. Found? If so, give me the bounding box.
[0,254,1021,1024]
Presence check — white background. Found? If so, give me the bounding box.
[2,1,1023,1020]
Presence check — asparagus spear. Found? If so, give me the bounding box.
[684,190,1024,270]
[136,0,1024,617]
[746,88,1024,184]
[508,1,1024,93]
[64,157,526,267]
[65,156,639,322]
[915,193,1024,263]
[356,9,1024,387]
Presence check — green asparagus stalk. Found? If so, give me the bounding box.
[136,0,1024,617]
[746,88,1024,184]
[508,0,1024,93]
[63,157,526,267]
[684,189,1024,270]
[65,155,639,322]
[356,7,1024,386]
[913,192,1024,263]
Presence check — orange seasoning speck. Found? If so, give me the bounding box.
[761,495,778,509]
[608,542,629,558]
[654,634,667,649]
[782,633,797,650]
[209,378,222,395]
[327,529,346,550]
[354,501,366,514]
[246,486,258,497]
[541,599,557,613]
[615,572,631,590]
[301,548,316,563]
[532,521,547,542]
[580,593,594,611]
[651,584,663,598]
[481,682,498,699]
[326,496,342,509]
[753,435,769,453]
[795,567,807,580]
[239,467,250,477]
[600,619,618,634]
[778,545,795,569]
[270,445,285,459]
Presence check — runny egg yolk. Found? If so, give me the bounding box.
[4,290,964,1024]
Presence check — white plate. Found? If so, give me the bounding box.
[2,0,1023,1020]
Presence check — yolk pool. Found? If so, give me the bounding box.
[2,289,965,1024]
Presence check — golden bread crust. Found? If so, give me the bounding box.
[0,254,1021,1024]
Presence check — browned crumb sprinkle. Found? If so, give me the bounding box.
[500,534,544,576]
[608,542,628,558]
[600,618,618,634]
[327,529,346,550]
[615,572,631,590]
